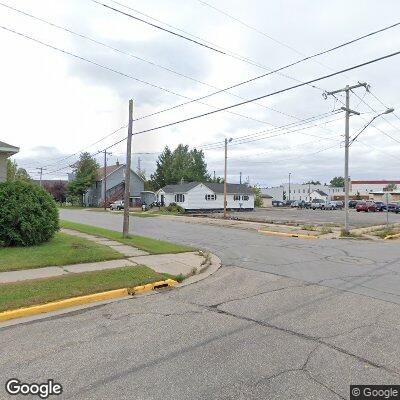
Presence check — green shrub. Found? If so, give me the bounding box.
[166,203,185,214]
[0,181,59,247]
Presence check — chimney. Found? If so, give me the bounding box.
[116,160,120,166]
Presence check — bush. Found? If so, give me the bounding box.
[166,203,185,214]
[0,181,59,247]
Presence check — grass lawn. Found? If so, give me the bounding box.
[0,233,124,273]
[60,220,193,254]
[0,265,177,312]
[373,227,400,239]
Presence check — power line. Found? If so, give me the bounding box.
[350,90,400,144]
[98,48,400,152]
[91,0,226,55]
[0,2,311,123]
[0,24,299,128]
[196,0,400,75]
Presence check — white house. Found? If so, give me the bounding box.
[157,182,254,211]
[310,189,328,201]
[0,141,19,182]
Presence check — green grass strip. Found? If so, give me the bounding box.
[0,265,176,312]
[0,233,124,273]
[60,220,193,254]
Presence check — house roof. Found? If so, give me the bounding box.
[261,194,273,198]
[96,164,144,182]
[313,190,328,196]
[351,180,400,185]
[161,182,253,195]
[0,140,19,154]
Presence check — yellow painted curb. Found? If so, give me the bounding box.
[127,279,177,295]
[0,288,128,322]
[0,279,178,322]
[384,232,400,240]
[258,230,318,240]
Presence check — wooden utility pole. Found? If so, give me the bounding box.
[223,138,232,218]
[123,99,134,238]
[36,167,46,186]
[325,83,367,233]
[103,150,112,210]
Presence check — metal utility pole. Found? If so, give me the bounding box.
[288,172,291,201]
[36,167,46,186]
[325,82,367,233]
[137,157,141,175]
[213,170,216,181]
[103,150,112,210]
[223,138,232,218]
[224,139,228,218]
[386,191,389,229]
[123,99,134,238]
[239,171,242,184]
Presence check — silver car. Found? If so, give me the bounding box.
[110,200,124,210]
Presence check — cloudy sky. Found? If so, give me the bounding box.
[1,0,400,186]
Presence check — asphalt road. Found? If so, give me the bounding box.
[1,209,400,399]
[220,207,400,227]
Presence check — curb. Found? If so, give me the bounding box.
[384,232,400,240]
[0,279,177,322]
[258,229,319,240]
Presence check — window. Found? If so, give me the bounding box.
[303,189,305,193]
[242,195,249,201]
[233,195,241,201]
[205,194,216,200]
[175,194,185,203]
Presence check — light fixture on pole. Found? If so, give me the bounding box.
[288,172,292,202]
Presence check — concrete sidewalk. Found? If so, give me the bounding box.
[0,228,207,284]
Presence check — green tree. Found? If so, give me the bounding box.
[386,182,398,191]
[303,180,321,185]
[67,152,99,204]
[6,159,30,181]
[252,186,263,207]
[330,176,345,187]
[150,145,210,190]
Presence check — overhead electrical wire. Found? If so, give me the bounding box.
[94,48,400,153]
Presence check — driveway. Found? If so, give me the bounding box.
[1,209,399,399]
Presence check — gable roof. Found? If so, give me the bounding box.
[96,164,144,182]
[0,140,19,154]
[313,189,328,196]
[161,182,253,195]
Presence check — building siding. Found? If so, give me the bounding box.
[158,183,254,210]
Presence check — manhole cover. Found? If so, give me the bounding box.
[325,255,375,265]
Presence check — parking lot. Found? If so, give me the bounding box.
[225,207,400,228]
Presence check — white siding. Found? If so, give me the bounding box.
[158,184,254,210]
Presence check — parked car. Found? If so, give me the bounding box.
[387,203,400,213]
[325,201,344,210]
[356,201,377,212]
[374,201,387,212]
[272,200,284,207]
[291,200,308,208]
[282,200,295,207]
[110,200,124,210]
[311,199,325,210]
[348,200,359,208]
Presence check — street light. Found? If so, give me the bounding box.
[349,108,394,145]
[288,172,292,202]
[343,107,394,233]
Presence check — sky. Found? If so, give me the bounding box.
[1,0,400,187]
